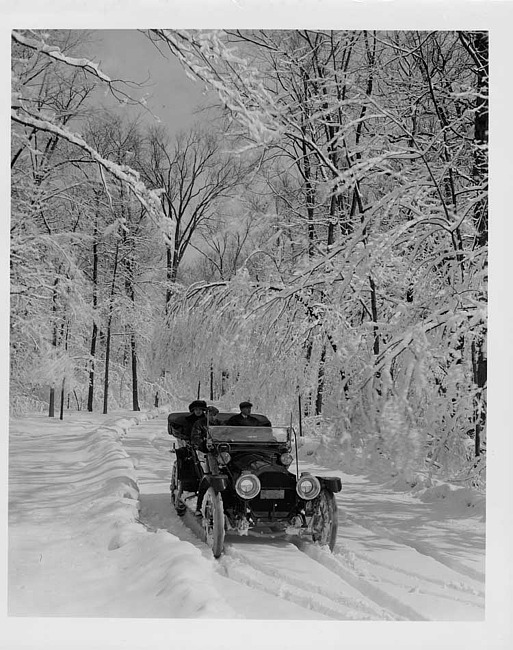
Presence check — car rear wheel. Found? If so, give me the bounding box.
[202,486,225,558]
[170,462,186,516]
[311,488,338,551]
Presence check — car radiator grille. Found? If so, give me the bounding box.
[258,471,295,489]
[250,471,296,518]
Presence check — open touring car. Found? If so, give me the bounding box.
[168,411,342,558]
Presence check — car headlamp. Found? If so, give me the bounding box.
[279,452,293,467]
[219,451,231,465]
[296,474,321,500]
[235,472,261,499]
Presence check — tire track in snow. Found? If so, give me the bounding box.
[217,540,395,621]
[300,540,484,619]
[334,533,485,600]
[295,541,429,621]
[349,515,485,583]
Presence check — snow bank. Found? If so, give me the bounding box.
[8,409,237,618]
[297,424,485,518]
[416,483,485,511]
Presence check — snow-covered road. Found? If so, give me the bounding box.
[7,407,487,642]
[125,415,485,621]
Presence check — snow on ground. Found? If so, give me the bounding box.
[2,407,509,649]
[8,409,238,619]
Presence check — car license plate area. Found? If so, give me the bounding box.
[260,489,284,499]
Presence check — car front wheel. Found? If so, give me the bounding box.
[311,488,338,551]
[170,462,186,516]
[202,486,225,558]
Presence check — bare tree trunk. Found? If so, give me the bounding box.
[315,345,327,415]
[49,387,55,418]
[369,275,380,357]
[123,235,140,412]
[48,276,59,417]
[165,245,173,309]
[470,32,488,457]
[87,211,99,412]
[130,333,140,411]
[103,319,112,415]
[59,320,69,420]
[59,377,65,421]
[472,336,486,457]
[103,244,119,415]
[87,322,98,411]
[158,245,174,406]
[221,370,229,396]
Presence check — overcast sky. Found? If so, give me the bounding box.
[91,29,212,135]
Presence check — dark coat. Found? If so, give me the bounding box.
[174,412,204,441]
[226,413,261,427]
[190,414,221,451]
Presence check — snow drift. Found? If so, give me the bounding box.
[8,410,237,618]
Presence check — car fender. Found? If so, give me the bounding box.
[204,474,229,493]
[318,476,342,493]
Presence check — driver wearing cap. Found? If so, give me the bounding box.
[226,401,261,426]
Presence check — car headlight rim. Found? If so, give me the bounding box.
[235,473,261,499]
[296,474,321,500]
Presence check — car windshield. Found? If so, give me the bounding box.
[209,426,290,444]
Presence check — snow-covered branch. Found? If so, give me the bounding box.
[12,30,112,83]
[11,108,168,237]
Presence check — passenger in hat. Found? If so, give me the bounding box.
[189,405,220,447]
[226,401,260,426]
[173,400,207,442]
[191,405,220,449]
[189,400,207,413]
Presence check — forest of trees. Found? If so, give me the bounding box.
[10,29,488,485]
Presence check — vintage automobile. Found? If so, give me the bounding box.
[168,410,342,558]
